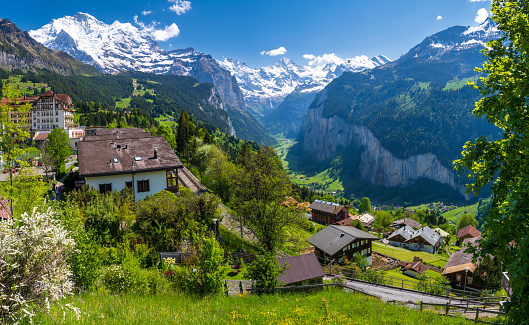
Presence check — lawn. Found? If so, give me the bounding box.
[155,114,177,127]
[3,76,50,96]
[442,202,479,225]
[373,242,448,268]
[34,287,474,324]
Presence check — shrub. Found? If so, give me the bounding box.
[0,208,78,323]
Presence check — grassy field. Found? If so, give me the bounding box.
[274,136,344,193]
[33,288,474,324]
[155,114,177,127]
[443,76,479,91]
[4,76,50,96]
[441,202,479,225]
[373,242,449,268]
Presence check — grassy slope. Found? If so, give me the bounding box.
[441,202,479,224]
[373,242,449,268]
[35,288,473,324]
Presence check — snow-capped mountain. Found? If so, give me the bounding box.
[218,55,391,116]
[29,13,246,114]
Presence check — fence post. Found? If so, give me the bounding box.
[420,301,423,311]
[445,302,449,316]
[475,307,480,322]
[402,280,404,289]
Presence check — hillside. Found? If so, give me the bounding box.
[0,18,99,76]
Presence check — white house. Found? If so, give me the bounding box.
[78,128,183,201]
[387,226,442,254]
[31,91,74,131]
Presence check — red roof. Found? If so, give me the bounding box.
[457,225,481,240]
[403,261,428,274]
[34,133,49,141]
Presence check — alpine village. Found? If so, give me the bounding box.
[0,1,527,324]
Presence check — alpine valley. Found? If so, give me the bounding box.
[1,12,503,204]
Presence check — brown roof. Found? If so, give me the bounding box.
[309,200,345,215]
[84,128,151,141]
[277,253,325,285]
[78,135,183,177]
[457,225,481,240]
[444,237,480,270]
[442,263,476,276]
[34,133,49,141]
[0,96,38,107]
[0,198,12,220]
[403,260,428,274]
[391,218,422,229]
[333,216,355,226]
[37,91,73,111]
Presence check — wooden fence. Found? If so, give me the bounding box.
[420,300,506,324]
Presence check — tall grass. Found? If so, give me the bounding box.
[33,288,474,324]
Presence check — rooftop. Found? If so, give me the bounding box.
[277,253,325,285]
[78,134,183,177]
[309,200,345,215]
[307,225,379,256]
[391,217,422,229]
[457,225,481,240]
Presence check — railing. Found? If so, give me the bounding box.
[502,272,512,297]
[247,283,343,294]
[420,301,506,324]
[329,265,507,300]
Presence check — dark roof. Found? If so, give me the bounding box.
[403,261,428,274]
[309,200,345,215]
[277,253,325,285]
[307,225,379,256]
[78,135,183,177]
[387,225,415,242]
[408,226,441,247]
[83,127,150,141]
[178,166,208,194]
[391,217,422,229]
[0,198,12,220]
[457,225,481,240]
[444,237,480,270]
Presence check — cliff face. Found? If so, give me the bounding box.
[303,90,466,195]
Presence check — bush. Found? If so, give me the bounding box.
[0,208,77,323]
[101,261,169,295]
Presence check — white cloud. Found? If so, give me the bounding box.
[305,53,344,66]
[142,10,152,16]
[475,8,489,24]
[168,0,192,15]
[260,46,287,56]
[470,0,489,2]
[134,16,180,41]
[152,23,181,41]
[437,15,443,20]
[303,54,315,60]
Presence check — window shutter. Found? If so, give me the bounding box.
[137,180,143,192]
[145,180,150,192]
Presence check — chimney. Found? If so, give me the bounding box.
[154,147,158,159]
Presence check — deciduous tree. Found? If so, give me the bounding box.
[45,127,71,174]
[454,1,529,321]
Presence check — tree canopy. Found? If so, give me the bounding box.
[454,1,529,322]
[45,127,71,173]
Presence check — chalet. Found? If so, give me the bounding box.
[402,260,428,278]
[277,253,325,286]
[78,128,183,201]
[309,200,348,225]
[442,237,480,286]
[390,217,422,229]
[307,225,379,265]
[407,226,442,254]
[457,225,481,245]
[387,226,442,254]
[387,225,415,249]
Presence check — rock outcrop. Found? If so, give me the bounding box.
[303,90,466,195]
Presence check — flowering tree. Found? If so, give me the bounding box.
[0,208,77,323]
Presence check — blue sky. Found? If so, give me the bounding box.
[3,0,492,68]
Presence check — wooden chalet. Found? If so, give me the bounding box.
[309,200,348,225]
[442,237,480,287]
[387,226,442,254]
[307,225,379,265]
[457,225,481,245]
[402,260,428,278]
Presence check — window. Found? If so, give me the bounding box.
[99,183,112,193]
[56,118,58,122]
[137,180,150,192]
[125,181,133,189]
[166,170,177,188]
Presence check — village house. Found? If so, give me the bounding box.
[309,200,349,225]
[307,225,379,265]
[402,260,429,278]
[390,217,422,229]
[442,237,480,287]
[387,226,442,254]
[31,91,74,131]
[78,128,183,201]
[277,253,325,286]
[0,95,36,129]
[457,225,481,245]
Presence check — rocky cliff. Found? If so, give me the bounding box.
[303,90,466,195]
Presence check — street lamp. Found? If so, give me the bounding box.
[464,266,469,296]
[212,218,218,240]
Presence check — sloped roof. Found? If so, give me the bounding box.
[358,213,376,224]
[388,225,415,241]
[444,237,480,270]
[457,225,481,240]
[391,217,422,229]
[78,135,183,177]
[408,226,441,246]
[277,253,325,285]
[433,227,450,237]
[307,225,378,256]
[83,127,150,141]
[34,133,49,141]
[309,200,345,215]
[442,263,476,276]
[403,260,428,274]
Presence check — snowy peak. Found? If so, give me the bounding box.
[218,55,391,114]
